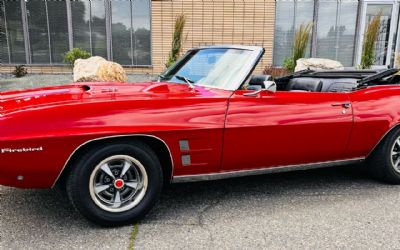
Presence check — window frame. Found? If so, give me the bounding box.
[2,0,152,67]
[273,0,360,67]
[272,0,315,66]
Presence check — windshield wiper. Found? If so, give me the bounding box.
[175,75,195,89]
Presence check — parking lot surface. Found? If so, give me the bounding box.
[2,164,400,249]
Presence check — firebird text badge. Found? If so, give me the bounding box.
[1,146,44,154]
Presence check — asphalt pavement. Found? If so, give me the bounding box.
[2,164,400,249]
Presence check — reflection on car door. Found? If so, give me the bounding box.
[222,90,354,171]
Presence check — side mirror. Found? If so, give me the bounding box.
[244,80,277,96]
[263,80,277,93]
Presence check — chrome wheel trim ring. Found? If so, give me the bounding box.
[391,137,400,173]
[89,155,148,213]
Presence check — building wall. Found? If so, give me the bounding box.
[0,0,275,75]
[151,0,276,74]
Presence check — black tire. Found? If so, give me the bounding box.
[66,141,163,226]
[367,127,400,184]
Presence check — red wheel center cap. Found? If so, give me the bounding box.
[114,179,125,189]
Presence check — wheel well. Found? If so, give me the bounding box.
[55,136,173,188]
[367,124,400,158]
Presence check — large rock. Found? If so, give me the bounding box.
[295,58,344,72]
[73,56,128,82]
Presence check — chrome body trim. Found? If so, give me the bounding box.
[172,158,364,183]
[52,134,174,188]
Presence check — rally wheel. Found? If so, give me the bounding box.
[66,141,163,226]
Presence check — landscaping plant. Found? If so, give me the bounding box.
[64,48,91,67]
[283,22,313,72]
[166,13,186,68]
[12,65,28,78]
[360,14,381,69]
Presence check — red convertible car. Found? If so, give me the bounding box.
[1,45,400,226]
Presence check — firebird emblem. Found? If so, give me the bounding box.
[1,147,43,154]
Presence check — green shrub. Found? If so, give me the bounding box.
[12,65,28,78]
[283,58,296,73]
[360,14,381,69]
[166,13,186,68]
[283,23,313,72]
[63,48,91,67]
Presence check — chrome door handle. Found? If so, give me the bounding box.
[243,89,263,96]
[331,102,351,108]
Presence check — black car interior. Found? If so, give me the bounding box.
[285,78,323,92]
[247,75,273,90]
[246,69,400,93]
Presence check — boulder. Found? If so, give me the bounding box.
[73,56,128,82]
[295,58,344,72]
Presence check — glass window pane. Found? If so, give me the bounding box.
[273,0,313,66]
[316,1,338,63]
[390,8,399,66]
[26,0,50,64]
[132,0,151,65]
[90,0,107,58]
[366,4,393,65]
[337,1,358,66]
[71,0,91,53]
[111,0,133,65]
[316,0,358,66]
[294,2,314,58]
[273,1,295,66]
[0,0,9,64]
[5,0,26,64]
[47,1,69,63]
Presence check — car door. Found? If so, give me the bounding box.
[222,90,354,171]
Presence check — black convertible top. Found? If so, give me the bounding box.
[276,68,399,85]
[273,68,400,92]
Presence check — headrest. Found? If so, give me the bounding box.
[286,78,323,92]
[249,75,273,86]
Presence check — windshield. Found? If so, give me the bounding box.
[159,48,258,90]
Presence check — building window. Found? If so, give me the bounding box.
[131,0,151,66]
[0,0,9,64]
[25,0,69,64]
[47,1,70,63]
[110,0,151,66]
[274,0,359,67]
[316,0,358,66]
[71,0,108,59]
[1,0,151,66]
[2,0,26,64]
[273,0,314,66]
[26,0,50,64]
[111,0,133,65]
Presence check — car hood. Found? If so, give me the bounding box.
[0,81,216,116]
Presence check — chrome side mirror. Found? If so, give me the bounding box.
[244,80,277,96]
[263,80,277,93]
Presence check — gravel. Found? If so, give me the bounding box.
[0,73,156,92]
